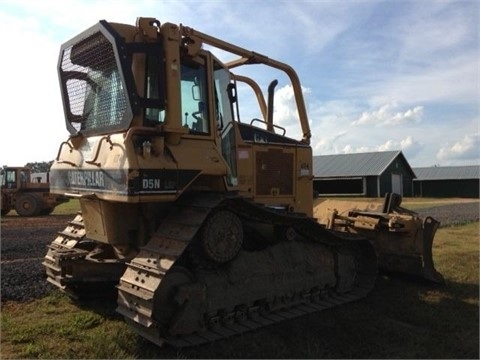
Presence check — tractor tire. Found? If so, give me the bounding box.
[1,195,11,216]
[15,194,42,217]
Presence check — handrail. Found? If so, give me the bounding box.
[85,135,113,166]
[179,24,311,144]
[55,141,78,167]
[56,141,73,161]
[125,126,163,143]
[250,118,286,136]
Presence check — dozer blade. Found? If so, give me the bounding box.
[315,193,445,284]
[367,214,444,284]
[419,216,444,283]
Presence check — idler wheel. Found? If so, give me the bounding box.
[200,210,243,264]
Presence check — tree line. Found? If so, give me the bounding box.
[1,161,54,173]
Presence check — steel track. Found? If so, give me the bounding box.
[117,194,377,347]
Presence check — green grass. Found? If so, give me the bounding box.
[51,199,80,215]
[1,292,137,359]
[3,199,80,217]
[1,221,478,359]
[401,197,479,210]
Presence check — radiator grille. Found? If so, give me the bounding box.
[255,149,293,195]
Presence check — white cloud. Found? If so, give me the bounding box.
[311,130,349,155]
[282,2,374,56]
[379,136,423,157]
[336,135,422,156]
[341,144,370,154]
[397,3,475,61]
[307,99,427,161]
[400,136,423,154]
[366,54,479,106]
[274,85,298,126]
[377,140,396,151]
[2,0,145,37]
[437,133,480,162]
[309,132,425,164]
[352,103,424,126]
[339,2,479,107]
[272,84,312,140]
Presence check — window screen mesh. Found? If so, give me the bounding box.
[60,31,128,133]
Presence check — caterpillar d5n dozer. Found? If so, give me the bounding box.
[43,17,437,348]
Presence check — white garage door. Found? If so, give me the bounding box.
[391,173,402,195]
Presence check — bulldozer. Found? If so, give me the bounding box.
[1,166,68,216]
[43,18,441,348]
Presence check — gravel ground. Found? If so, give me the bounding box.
[416,202,479,227]
[1,203,478,303]
[1,215,72,302]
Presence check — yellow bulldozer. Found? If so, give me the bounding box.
[43,18,442,347]
[1,166,68,216]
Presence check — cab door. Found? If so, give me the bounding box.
[212,60,239,188]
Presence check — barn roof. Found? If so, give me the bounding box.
[312,150,413,178]
[413,165,480,180]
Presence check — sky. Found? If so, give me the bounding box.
[0,0,478,168]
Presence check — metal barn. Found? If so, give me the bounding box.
[312,151,416,197]
[413,166,480,198]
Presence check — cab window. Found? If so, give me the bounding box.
[5,170,16,189]
[181,60,209,135]
[214,63,236,130]
[144,54,165,125]
[214,62,238,186]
